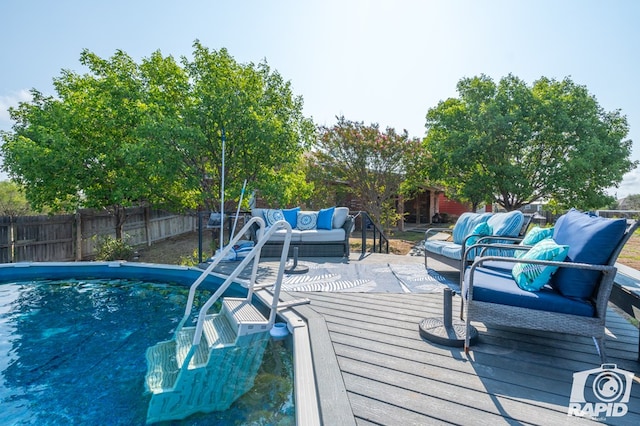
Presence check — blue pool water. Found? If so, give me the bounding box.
[0,278,294,425]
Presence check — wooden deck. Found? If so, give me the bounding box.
[284,273,640,425]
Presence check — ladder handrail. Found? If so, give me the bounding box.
[175,216,266,333]
[188,219,292,346]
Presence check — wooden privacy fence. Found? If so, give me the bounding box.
[0,207,196,263]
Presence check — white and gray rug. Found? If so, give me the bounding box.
[280,263,457,293]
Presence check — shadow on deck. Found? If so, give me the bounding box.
[276,255,640,425]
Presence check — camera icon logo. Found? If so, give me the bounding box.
[568,363,634,419]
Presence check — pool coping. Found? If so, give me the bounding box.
[276,291,356,426]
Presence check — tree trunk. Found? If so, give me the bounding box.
[114,205,126,240]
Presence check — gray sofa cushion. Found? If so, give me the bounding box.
[332,207,349,229]
[297,229,346,243]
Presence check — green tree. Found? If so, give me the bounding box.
[1,50,157,238]
[0,181,38,216]
[621,194,640,210]
[311,116,419,228]
[180,42,315,210]
[1,42,315,237]
[423,74,637,211]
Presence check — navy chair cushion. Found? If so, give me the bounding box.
[464,266,595,317]
[551,209,626,298]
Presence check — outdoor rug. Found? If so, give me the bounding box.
[280,263,457,293]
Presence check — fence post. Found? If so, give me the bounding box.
[10,216,16,263]
[145,206,152,247]
[75,211,82,261]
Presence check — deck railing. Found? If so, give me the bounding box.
[356,211,389,255]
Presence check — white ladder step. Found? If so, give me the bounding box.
[203,313,237,347]
[145,340,179,393]
[175,328,209,368]
[222,297,270,336]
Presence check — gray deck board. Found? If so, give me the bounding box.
[288,290,640,425]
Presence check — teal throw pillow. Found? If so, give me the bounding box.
[317,207,335,230]
[465,222,492,247]
[512,239,570,291]
[516,226,554,258]
[297,212,318,230]
[282,207,300,228]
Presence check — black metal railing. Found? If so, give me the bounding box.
[356,211,389,255]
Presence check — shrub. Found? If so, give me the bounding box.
[179,249,201,266]
[94,235,134,261]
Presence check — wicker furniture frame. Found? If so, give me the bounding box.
[249,216,354,258]
[462,219,638,362]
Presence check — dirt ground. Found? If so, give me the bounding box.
[618,233,640,270]
[134,232,417,265]
[136,230,640,271]
[135,232,204,265]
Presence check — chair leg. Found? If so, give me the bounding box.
[464,318,471,353]
[594,337,607,364]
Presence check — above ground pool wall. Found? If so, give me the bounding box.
[0,261,247,298]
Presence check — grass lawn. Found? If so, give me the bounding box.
[134,227,640,271]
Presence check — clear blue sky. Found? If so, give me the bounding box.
[1,0,639,197]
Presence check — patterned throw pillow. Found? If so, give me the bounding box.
[512,239,570,291]
[516,226,554,258]
[452,212,491,244]
[486,210,524,236]
[264,209,284,227]
[297,212,318,230]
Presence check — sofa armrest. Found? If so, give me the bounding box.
[248,221,261,242]
[342,215,354,234]
[425,227,454,242]
[341,216,354,244]
[469,242,531,258]
[463,236,524,258]
[476,235,523,244]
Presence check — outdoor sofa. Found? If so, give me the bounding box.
[249,207,353,257]
[461,208,639,362]
[424,210,530,272]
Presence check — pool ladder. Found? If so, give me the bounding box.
[144,217,304,423]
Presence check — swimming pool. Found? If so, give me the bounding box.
[0,262,304,425]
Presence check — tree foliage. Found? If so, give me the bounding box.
[1,42,314,237]
[178,42,315,209]
[0,181,40,216]
[423,74,637,211]
[310,116,419,228]
[621,194,640,210]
